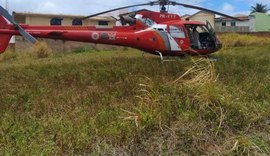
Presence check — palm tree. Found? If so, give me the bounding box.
[251,3,269,13]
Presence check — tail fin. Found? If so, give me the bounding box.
[0,16,12,53]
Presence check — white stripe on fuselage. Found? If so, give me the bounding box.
[135,24,182,51]
[167,33,181,51]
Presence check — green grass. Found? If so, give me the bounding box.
[0,44,269,155]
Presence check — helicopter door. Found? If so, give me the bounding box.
[206,20,214,34]
[206,20,218,47]
[168,25,187,51]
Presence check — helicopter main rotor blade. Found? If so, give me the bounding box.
[17,26,38,44]
[174,2,242,21]
[81,2,158,20]
[0,5,38,44]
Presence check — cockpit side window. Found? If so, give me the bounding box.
[169,25,186,38]
[144,18,155,27]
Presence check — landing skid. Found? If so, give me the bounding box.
[149,51,218,63]
[155,50,185,63]
[204,55,219,62]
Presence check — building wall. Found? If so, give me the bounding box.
[20,15,115,27]
[215,19,250,32]
[26,16,50,25]
[249,16,256,32]
[236,20,250,27]
[215,20,250,27]
[215,26,250,32]
[14,15,26,23]
[250,12,270,32]
[190,12,215,29]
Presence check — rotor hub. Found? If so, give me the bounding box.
[159,0,170,12]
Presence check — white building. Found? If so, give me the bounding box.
[215,16,250,32]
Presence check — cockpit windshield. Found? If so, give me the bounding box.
[135,14,156,27]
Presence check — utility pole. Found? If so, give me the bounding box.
[5,0,8,12]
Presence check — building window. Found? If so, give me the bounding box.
[50,17,63,25]
[221,22,226,26]
[72,19,82,25]
[98,21,109,26]
[231,21,236,27]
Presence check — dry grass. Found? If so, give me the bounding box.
[218,33,270,48]
[0,49,18,62]
[32,41,53,58]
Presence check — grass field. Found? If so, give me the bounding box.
[0,34,270,155]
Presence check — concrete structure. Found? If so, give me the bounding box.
[12,12,117,52]
[181,11,215,29]
[215,16,250,32]
[249,12,270,32]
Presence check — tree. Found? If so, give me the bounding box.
[251,3,269,13]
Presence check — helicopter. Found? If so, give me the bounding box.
[0,0,240,59]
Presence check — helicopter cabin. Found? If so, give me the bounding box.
[184,23,218,50]
[126,10,219,51]
[134,13,219,51]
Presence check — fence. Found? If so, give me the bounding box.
[14,37,120,53]
[215,26,250,33]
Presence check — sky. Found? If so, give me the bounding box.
[0,0,269,17]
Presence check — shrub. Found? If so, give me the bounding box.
[32,41,53,58]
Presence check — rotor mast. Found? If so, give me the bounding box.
[160,0,168,12]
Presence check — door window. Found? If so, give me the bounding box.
[169,25,186,38]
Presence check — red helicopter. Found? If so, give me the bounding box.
[0,0,240,59]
